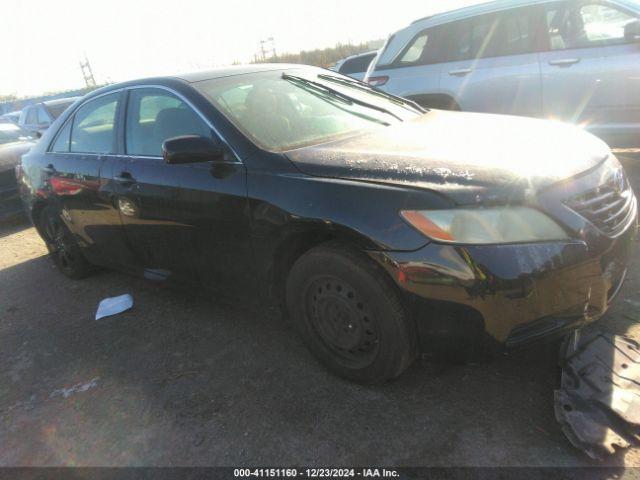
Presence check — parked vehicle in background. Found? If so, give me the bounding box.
[0,124,34,219]
[333,51,377,81]
[18,97,79,137]
[365,0,640,148]
[1,111,21,124]
[18,65,637,383]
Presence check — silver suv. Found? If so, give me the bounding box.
[365,0,640,148]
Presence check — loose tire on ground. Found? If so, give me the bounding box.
[286,243,417,383]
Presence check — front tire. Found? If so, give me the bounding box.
[40,205,92,279]
[286,243,417,383]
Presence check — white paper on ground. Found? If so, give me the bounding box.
[95,294,134,320]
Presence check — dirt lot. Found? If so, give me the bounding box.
[1,155,640,468]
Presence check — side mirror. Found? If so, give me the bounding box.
[162,135,224,165]
[625,20,640,43]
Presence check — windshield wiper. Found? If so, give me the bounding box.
[282,73,403,122]
[317,73,427,114]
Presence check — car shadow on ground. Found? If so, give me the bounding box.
[0,249,634,468]
[0,215,30,240]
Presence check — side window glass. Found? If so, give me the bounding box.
[37,106,50,125]
[579,4,635,45]
[448,10,534,61]
[546,3,636,50]
[126,88,210,157]
[70,93,118,154]
[500,11,532,56]
[51,120,72,153]
[400,32,429,64]
[397,26,448,66]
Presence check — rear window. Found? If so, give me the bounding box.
[338,53,376,75]
[45,100,75,120]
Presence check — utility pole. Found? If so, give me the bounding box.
[79,55,96,88]
[258,37,277,61]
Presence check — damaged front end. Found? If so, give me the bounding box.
[555,329,640,460]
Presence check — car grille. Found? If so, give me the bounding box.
[566,168,635,237]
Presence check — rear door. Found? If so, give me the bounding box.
[45,91,134,267]
[438,6,543,117]
[114,86,252,292]
[539,1,640,147]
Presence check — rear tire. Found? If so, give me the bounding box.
[286,243,417,383]
[40,205,92,279]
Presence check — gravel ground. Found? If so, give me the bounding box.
[1,155,640,468]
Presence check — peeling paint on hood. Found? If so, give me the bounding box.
[285,110,610,205]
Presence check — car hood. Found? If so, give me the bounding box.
[0,141,34,173]
[285,110,610,205]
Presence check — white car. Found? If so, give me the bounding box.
[365,0,640,148]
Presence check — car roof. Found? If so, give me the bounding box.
[377,0,640,65]
[411,0,639,26]
[82,63,318,100]
[42,97,81,107]
[173,63,312,83]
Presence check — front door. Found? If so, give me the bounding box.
[539,1,640,147]
[114,87,252,293]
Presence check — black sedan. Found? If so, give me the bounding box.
[1,123,34,219]
[18,65,637,383]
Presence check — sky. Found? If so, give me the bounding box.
[1,0,484,98]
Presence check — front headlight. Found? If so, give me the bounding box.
[400,207,569,244]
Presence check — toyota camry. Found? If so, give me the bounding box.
[18,64,637,383]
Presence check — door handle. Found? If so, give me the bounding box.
[114,172,136,186]
[448,68,472,76]
[548,58,581,67]
[42,164,56,175]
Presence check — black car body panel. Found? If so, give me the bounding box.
[18,65,638,351]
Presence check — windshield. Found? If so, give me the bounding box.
[0,124,32,145]
[194,69,423,151]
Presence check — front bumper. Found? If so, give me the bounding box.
[369,209,637,348]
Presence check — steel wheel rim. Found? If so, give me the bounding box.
[305,275,379,368]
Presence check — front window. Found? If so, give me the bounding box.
[125,88,211,157]
[546,3,637,50]
[0,124,32,145]
[194,69,422,151]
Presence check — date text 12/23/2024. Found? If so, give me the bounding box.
[234,469,399,478]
